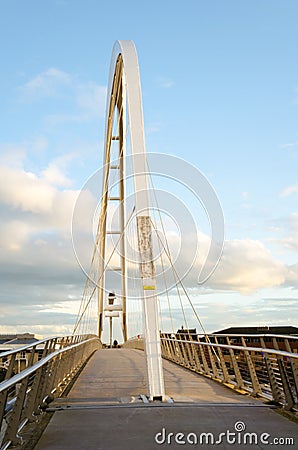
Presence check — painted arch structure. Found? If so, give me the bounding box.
[97,41,165,400]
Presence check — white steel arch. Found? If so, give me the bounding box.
[97,40,165,400]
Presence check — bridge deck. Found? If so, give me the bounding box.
[34,349,298,449]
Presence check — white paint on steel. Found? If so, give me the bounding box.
[101,40,165,400]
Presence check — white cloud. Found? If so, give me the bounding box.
[0,324,75,338]
[157,77,175,89]
[0,166,56,213]
[18,68,106,122]
[19,68,72,101]
[41,154,76,188]
[280,212,298,252]
[280,184,298,197]
[281,141,298,149]
[203,239,286,293]
[0,220,33,252]
[153,230,287,294]
[42,163,71,187]
[0,144,27,168]
[0,154,83,256]
[0,146,296,336]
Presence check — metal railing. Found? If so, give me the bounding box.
[0,334,100,449]
[160,333,298,410]
[122,335,144,351]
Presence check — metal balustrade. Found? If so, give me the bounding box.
[160,333,298,411]
[0,335,100,449]
[122,336,144,351]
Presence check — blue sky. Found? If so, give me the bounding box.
[0,0,297,338]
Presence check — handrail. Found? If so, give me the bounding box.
[0,337,56,360]
[158,334,298,411]
[0,334,100,449]
[163,333,298,340]
[0,337,99,393]
[203,333,298,340]
[0,334,97,360]
[161,337,298,359]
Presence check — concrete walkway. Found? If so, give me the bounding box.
[34,349,298,449]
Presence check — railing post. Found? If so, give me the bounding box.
[0,353,17,433]
[226,337,244,389]
[260,337,284,404]
[169,338,179,362]
[174,337,183,364]
[214,336,231,383]
[163,337,173,361]
[272,337,295,409]
[197,338,210,375]
[3,378,28,446]
[241,337,262,396]
[167,338,174,360]
[206,344,219,379]
[185,337,194,368]
[23,367,45,421]
[3,348,35,446]
[284,338,298,403]
[160,334,170,359]
[59,336,66,349]
[177,335,189,366]
[189,337,202,373]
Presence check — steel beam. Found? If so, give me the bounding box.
[101,41,165,400]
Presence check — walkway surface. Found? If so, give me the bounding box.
[34,349,298,449]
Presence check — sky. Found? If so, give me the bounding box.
[0,0,297,339]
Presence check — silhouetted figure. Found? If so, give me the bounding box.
[108,292,116,305]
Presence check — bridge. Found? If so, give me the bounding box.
[0,41,297,449]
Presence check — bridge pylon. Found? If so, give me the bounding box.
[97,41,165,400]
